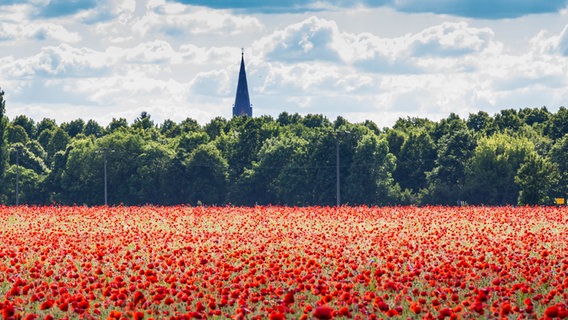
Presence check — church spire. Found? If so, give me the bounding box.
[233,49,252,117]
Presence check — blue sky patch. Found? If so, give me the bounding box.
[35,0,99,18]
[170,0,568,18]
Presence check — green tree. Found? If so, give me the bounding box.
[232,134,309,205]
[345,133,397,205]
[545,106,568,140]
[426,129,476,204]
[129,141,174,204]
[37,129,53,151]
[9,142,49,175]
[43,150,68,204]
[106,118,128,133]
[333,116,349,129]
[393,129,436,195]
[84,119,103,137]
[60,138,100,205]
[549,134,568,198]
[510,124,553,157]
[463,134,534,205]
[61,131,148,205]
[35,118,57,139]
[184,143,228,205]
[302,114,331,129]
[97,131,146,205]
[494,109,522,132]
[276,112,301,126]
[132,111,154,131]
[46,127,70,159]
[61,119,85,138]
[177,131,209,156]
[392,116,434,133]
[519,106,550,127]
[26,140,48,162]
[363,120,381,136]
[515,152,558,205]
[300,128,356,206]
[7,143,47,204]
[226,117,279,183]
[162,130,210,205]
[430,113,467,143]
[12,115,36,138]
[385,129,406,158]
[270,135,311,205]
[179,117,201,134]
[0,90,9,203]
[308,132,338,205]
[160,119,180,138]
[6,124,29,144]
[467,111,494,134]
[204,117,227,140]
[3,164,42,205]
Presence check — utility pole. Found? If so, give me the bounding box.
[97,148,114,206]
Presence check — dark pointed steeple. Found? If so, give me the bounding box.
[233,49,252,117]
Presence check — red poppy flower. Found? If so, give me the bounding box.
[313,305,334,319]
[283,291,295,305]
[545,305,559,318]
[40,300,54,310]
[269,312,285,320]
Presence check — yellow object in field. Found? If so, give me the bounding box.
[556,198,565,205]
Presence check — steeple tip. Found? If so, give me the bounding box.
[233,48,252,118]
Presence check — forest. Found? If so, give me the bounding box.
[0,90,567,206]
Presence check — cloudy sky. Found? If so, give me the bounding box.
[1,0,567,128]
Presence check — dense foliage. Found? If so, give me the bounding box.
[0,91,567,205]
[1,206,567,319]
[0,91,8,194]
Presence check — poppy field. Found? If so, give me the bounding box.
[1,205,567,319]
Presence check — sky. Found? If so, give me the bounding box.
[1,0,567,128]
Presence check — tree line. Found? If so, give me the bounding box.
[1,90,567,206]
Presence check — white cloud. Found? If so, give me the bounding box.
[0,3,33,23]
[129,0,263,37]
[178,45,237,65]
[0,22,81,42]
[257,16,342,62]
[0,23,18,40]
[189,69,232,96]
[556,24,568,56]
[125,40,179,64]
[3,44,109,78]
[0,0,114,48]
[256,17,500,75]
[29,23,82,42]
[406,22,494,57]
[489,56,566,91]
[530,24,568,57]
